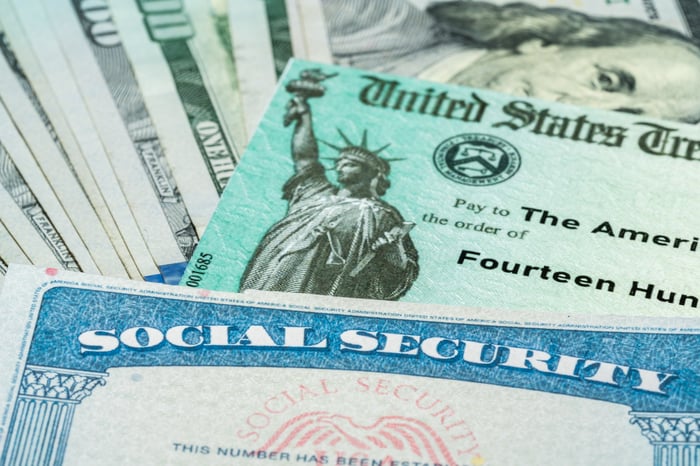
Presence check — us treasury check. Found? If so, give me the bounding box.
[1,265,699,465]
[183,60,700,316]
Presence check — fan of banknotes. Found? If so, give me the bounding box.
[0,0,246,284]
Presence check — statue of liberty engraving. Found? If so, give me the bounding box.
[239,69,419,300]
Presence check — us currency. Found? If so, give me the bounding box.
[2,265,700,465]
[186,0,248,153]
[107,0,243,218]
[0,12,141,279]
[0,221,29,286]
[228,0,294,134]
[0,105,99,274]
[286,0,700,124]
[36,0,199,283]
[0,49,128,278]
[1,0,162,282]
[184,60,700,316]
[59,0,203,254]
[0,220,30,269]
[10,0,192,283]
[0,184,71,272]
[0,167,76,272]
[210,0,234,55]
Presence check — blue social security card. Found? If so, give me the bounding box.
[1,265,699,465]
[182,60,700,316]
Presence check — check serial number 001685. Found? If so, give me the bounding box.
[184,253,213,288]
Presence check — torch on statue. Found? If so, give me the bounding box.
[239,68,419,301]
[283,68,337,126]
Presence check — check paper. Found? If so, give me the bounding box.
[1,265,699,465]
[185,60,699,316]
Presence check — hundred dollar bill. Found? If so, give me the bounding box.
[1,0,163,282]
[0,105,99,274]
[62,0,215,250]
[56,0,200,256]
[0,16,141,279]
[0,50,128,278]
[0,182,69,272]
[28,0,195,283]
[184,60,700,316]
[0,220,30,268]
[228,0,294,135]
[1,265,700,465]
[287,0,700,124]
[0,221,29,286]
[107,0,243,206]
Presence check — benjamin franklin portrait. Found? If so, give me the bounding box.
[322,0,700,123]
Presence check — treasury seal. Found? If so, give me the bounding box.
[433,133,521,186]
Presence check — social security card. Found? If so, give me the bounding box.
[182,59,699,317]
[1,265,700,465]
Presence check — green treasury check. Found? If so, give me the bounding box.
[184,59,700,316]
